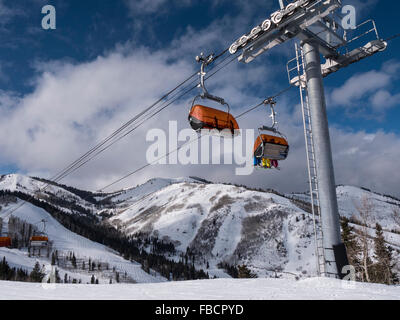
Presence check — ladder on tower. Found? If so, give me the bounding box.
[289,43,326,277]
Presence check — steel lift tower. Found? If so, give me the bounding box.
[228,0,387,278]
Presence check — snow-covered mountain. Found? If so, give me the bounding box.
[1,174,399,283]
[107,180,400,279]
[288,185,400,232]
[108,181,318,279]
[288,186,400,258]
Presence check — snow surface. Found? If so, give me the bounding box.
[0,277,399,300]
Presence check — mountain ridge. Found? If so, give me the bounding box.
[1,173,399,282]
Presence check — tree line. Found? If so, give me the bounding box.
[0,190,209,281]
[0,257,45,282]
[341,215,398,285]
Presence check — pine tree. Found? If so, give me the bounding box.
[341,217,362,280]
[51,252,56,266]
[356,197,374,282]
[55,268,61,283]
[393,208,400,231]
[16,268,28,282]
[372,223,397,285]
[71,254,77,268]
[30,262,45,282]
[237,265,256,278]
[0,257,11,280]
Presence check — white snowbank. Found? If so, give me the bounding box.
[0,277,399,300]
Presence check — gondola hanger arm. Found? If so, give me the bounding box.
[261,97,278,130]
[196,53,226,105]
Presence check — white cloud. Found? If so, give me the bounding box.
[0,0,399,199]
[0,0,281,193]
[1,41,400,198]
[124,0,192,15]
[329,128,400,196]
[0,48,194,180]
[0,0,15,21]
[0,0,26,26]
[343,0,378,14]
[330,70,391,106]
[370,90,400,111]
[123,0,279,55]
[330,60,400,117]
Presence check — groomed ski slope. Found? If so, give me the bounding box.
[0,277,399,300]
[0,201,166,284]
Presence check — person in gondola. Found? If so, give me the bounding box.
[254,157,279,169]
[253,99,288,170]
[253,156,260,167]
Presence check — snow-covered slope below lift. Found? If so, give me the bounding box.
[0,277,399,300]
[0,201,165,284]
[109,182,319,279]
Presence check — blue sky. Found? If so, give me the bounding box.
[0,0,399,196]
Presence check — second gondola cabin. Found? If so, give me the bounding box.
[253,134,289,160]
[29,235,49,247]
[189,104,239,135]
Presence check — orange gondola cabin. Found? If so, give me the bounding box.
[189,104,239,134]
[0,237,11,248]
[253,134,289,161]
[29,235,49,247]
